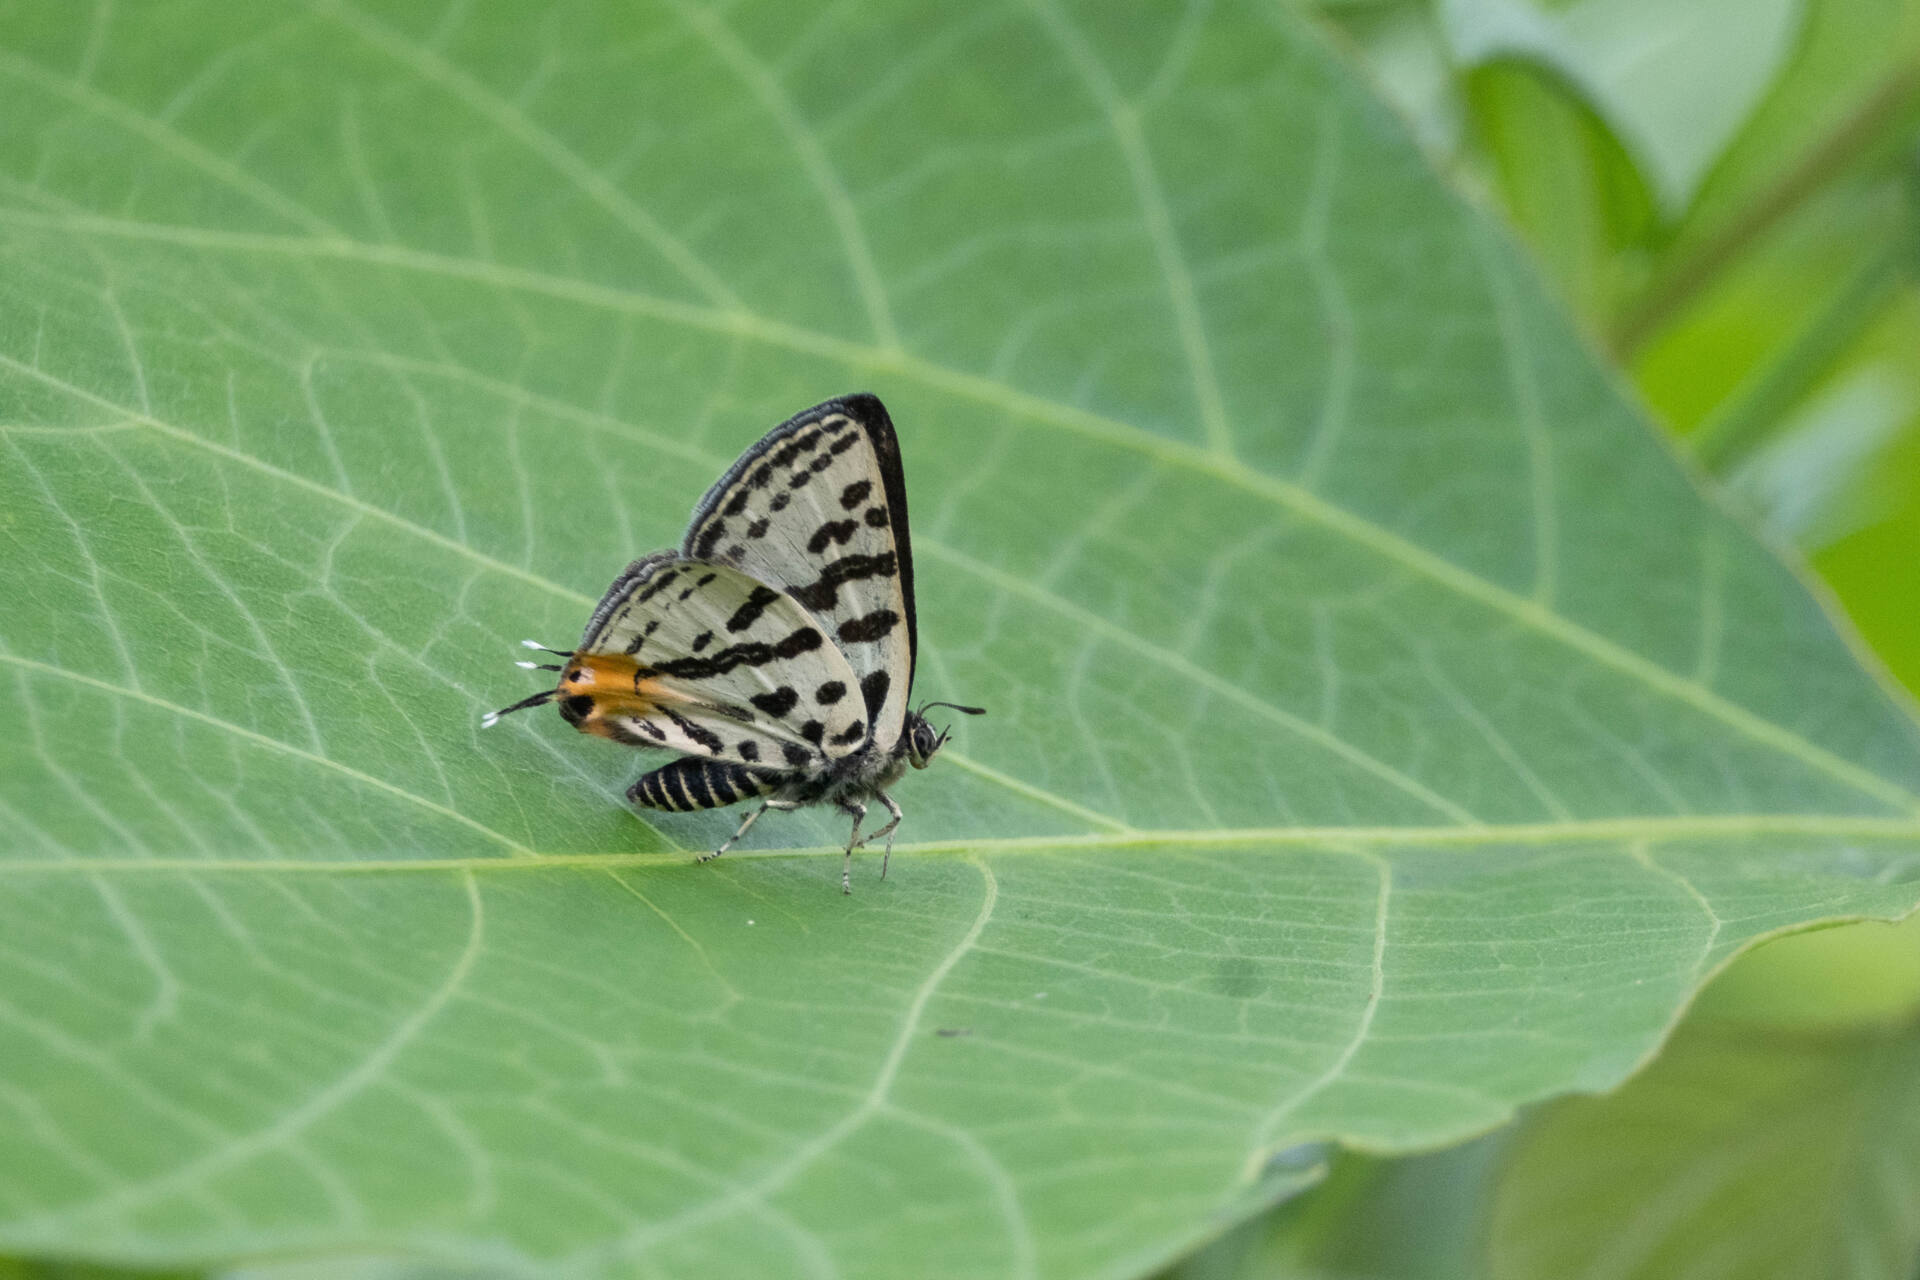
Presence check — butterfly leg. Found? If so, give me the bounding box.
[869,791,906,880]
[837,798,869,895]
[698,798,801,864]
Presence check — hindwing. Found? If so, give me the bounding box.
[680,394,917,752]
[566,556,866,769]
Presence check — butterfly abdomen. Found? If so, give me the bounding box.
[628,757,783,812]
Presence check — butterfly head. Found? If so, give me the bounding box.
[905,701,986,769]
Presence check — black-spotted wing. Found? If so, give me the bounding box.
[561,554,869,771]
[679,395,917,753]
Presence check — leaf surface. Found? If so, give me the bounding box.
[3,3,1920,1277]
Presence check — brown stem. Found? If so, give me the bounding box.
[1612,61,1920,358]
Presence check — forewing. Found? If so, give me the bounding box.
[573,557,867,768]
[682,394,917,750]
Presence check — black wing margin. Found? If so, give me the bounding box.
[682,394,920,741]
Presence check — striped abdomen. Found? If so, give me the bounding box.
[628,758,781,812]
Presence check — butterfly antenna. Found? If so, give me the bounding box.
[516,661,565,671]
[918,700,986,717]
[481,688,558,728]
[521,639,575,657]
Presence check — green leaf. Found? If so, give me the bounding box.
[1489,1016,1920,1279]
[3,2,1920,1277]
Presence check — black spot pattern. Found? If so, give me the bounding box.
[801,720,825,745]
[837,608,900,644]
[832,721,866,746]
[860,671,890,719]
[770,492,790,512]
[839,479,871,510]
[771,430,822,468]
[781,742,811,767]
[626,616,663,654]
[604,721,652,747]
[664,709,724,754]
[692,522,727,558]
[789,552,896,613]
[807,520,858,553]
[726,585,782,633]
[815,681,846,705]
[561,695,594,722]
[750,687,799,718]
[738,739,761,762]
[691,631,714,652]
[648,627,822,679]
[864,506,889,528]
[634,568,680,604]
[747,518,770,539]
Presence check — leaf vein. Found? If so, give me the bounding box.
[0,654,538,858]
[308,0,743,311]
[14,871,488,1231]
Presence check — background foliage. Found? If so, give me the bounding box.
[2,1,1918,1278]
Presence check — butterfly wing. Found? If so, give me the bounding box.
[681,394,917,753]
[567,555,868,770]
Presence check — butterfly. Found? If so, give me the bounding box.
[485,393,983,893]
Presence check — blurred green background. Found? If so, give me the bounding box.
[1331,0,1920,694]
[1167,1,1920,1276]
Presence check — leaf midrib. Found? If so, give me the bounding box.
[7,815,1920,878]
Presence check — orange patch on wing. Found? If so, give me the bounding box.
[560,652,703,740]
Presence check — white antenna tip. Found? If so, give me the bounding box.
[515,660,539,669]
[521,639,544,649]
[481,712,500,728]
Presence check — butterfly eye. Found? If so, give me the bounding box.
[908,720,940,768]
